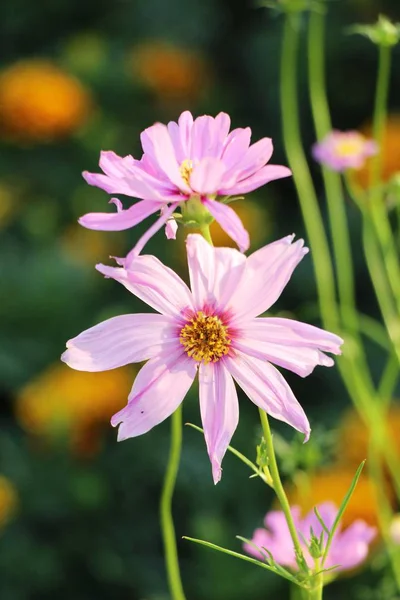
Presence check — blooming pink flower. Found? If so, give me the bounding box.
[312,130,378,172]
[61,234,342,483]
[244,502,376,573]
[80,111,291,255]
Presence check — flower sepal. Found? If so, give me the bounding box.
[349,15,400,48]
[180,196,214,229]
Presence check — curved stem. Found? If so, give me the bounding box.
[258,409,305,563]
[199,225,213,245]
[160,405,186,600]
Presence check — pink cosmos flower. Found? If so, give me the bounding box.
[244,502,376,573]
[312,130,378,172]
[80,111,291,255]
[61,234,342,484]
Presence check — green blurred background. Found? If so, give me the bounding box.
[1,0,400,598]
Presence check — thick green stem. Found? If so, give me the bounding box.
[160,405,186,600]
[258,409,304,562]
[308,559,324,600]
[199,225,213,245]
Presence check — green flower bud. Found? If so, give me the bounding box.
[349,15,400,48]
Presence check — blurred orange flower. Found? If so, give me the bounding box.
[0,475,18,528]
[60,224,124,266]
[336,406,400,469]
[15,363,134,455]
[353,114,400,190]
[287,467,391,530]
[0,60,92,141]
[129,41,209,102]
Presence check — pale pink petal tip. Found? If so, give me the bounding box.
[165,218,178,240]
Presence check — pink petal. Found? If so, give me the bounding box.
[185,233,246,311]
[111,350,197,440]
[220,164,292,195]
[234,317,342,377]
[190,115,215,160]
[327,521,377,571]
[142,123,190,192]
[167,121,185,163]
[213,112,231,155]
[225,353,310,440]
[96,254,194,318]
[199,362,239,484]
[125,201,180,260]
[78,199,161,231]
[236,137,274,179]
[190,158,226,195]
[61,314,176,371]
[202,198,250,252]
[178,110,194,157]
[165,218,178,240]
[221,127,252,171]
[229,235,308,322]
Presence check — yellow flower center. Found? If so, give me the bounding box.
[336,137,364,157]
[179,311,231,364]
[179,158,194,186]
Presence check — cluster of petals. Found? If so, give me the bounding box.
[62,234,342,484]
[244,502,376,573]
[80,111,291,255]
[312,130,378,172]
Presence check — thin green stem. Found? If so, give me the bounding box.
[369,44,400,312]
[309,559,323,600]
[280,14,338,330]
[160,405,186,600]
[307,10,357,333]
[258,409,304,562]
[199,225,213,245]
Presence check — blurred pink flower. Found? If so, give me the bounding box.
[61,234,342,483]
[312,130,377,172]
[80,111,291,254]
[244,502,376,572]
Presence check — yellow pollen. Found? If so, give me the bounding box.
[179,311,231,364]
[336,138,364,157]
[179,158,193,186]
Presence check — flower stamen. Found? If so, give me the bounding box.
[179,159,194,186]
[179,311,231,364]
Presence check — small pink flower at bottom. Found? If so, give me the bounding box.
[80,111,291,254]
[61,234,342,483]
[312,130,378,172]
[244,502,376,572]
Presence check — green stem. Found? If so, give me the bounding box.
[307,10,357,332]
[368,44,400,312]
[258,409,305,563]
[309,559,324,600]
[160,405,186,600]
[280,13,338,330]
[199,225,213,245]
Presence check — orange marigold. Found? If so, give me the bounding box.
[15,363,134,454]
[353,114,400,190]
[287,467,392,530]
[0,60,92,141]
[129,41,209,101]
[0,475,18,528]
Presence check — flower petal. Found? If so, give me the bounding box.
[61,314,176,371]
[221,127,252,171]
[229,235,308,321]
[190,158,226,195]
[199,362,239,484]
[327,521,377,571]
[185,233,246,311]
[96,254,194,318]
[202,198,250,252]
[236,138,274,179]
[220,164,292,195]
[125,201,180,260]
[235,317,343,377]
[225,352,310,440]
[178,110,194,157]
[78,199,161,231]
[142,123,190,192]
[111,350,197,439]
